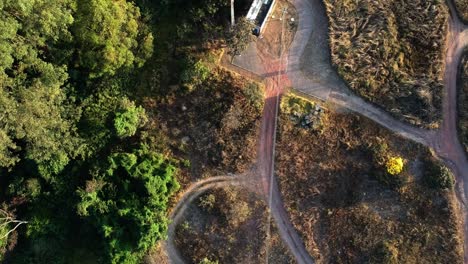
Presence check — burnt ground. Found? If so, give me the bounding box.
[276,94,463,263]
[143,67,264,189]
[174,186,294,264]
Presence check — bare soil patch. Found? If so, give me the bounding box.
[276,93,463,263]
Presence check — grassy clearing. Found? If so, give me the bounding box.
[455,0,468,22]
[276,94,462,263]
[175,187,293,264]
[323,0,448,128]
[459,53,468,153]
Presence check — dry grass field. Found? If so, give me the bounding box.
[144,67,264,188]
[276,93,462,263]
[455,0,468,22]
[459,54,468,153]
[174,187,294,263]
[323,0,449,128]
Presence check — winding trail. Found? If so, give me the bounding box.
[165,175,244,263]
[166,0,468,263]
[437,0,468,261]
[287,0,468,261]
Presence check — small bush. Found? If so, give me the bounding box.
[180,59,210,90]
[281,94,324,130]
[198,193,216,211]
[243,82,264,111]
[386,156,404,175]
[368,142,407,187]
[371,240,399,264]
[424,159,455,190]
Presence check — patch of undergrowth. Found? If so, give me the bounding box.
[276,94,462,263]
[459,54,468,154]
[175,187,293,264]
[323,0,448,128]
[149,67,264,186]
[281,94,325,131]
[455,0,468,22]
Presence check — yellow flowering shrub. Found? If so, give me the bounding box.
[386,156,404,175]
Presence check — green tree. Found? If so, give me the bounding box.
[114,99,147,138]
[226,17,254,57]
[0,0,82,175]
[77,145,179,263]
[74,0,153,78]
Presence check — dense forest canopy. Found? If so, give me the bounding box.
[0,0,238,262]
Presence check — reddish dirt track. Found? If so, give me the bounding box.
[166,1,467,263]
[255,54,316,263]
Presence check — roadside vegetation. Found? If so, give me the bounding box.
[175,187,293,264]
[323,0,449,128]
[276,93,462,263]
[455,0,468,22]
[459,54,468,153]
[0,0,263,263]
[150,67,264,187]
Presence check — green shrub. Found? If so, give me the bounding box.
[180,59,210,89]
[424,160,455,190]
[77,144,179,263]
[243,82,264,111]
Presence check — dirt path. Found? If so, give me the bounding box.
[287,0,468,261]
[437,0,468,261]
[165,0,467,263]
[165,175,245,263]
[286,0,434,146]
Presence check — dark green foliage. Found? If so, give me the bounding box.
[424,159,455,190]
[0,0,236,262]
[73,0,153,78]
[180,59,210,89]
[77,145,179,263]
[0,0,82,174]
[113,99,147,138]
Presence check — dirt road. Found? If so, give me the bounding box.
[166,0,467,263]
[437,0,468,261]
[287,0,468,261]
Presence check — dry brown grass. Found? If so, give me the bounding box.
[455,0,468,22]
[276,94,463,263]
[323,0,449,128]
[459,53,468,153]
[145,67,264,188]
[174,187,294,264]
